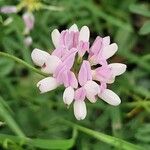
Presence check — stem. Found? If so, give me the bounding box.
[41,4,64,11]
[0,52,48,77]
[61,120,143,150]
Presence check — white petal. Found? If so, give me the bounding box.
[86,94,97,103]
[102,43,118,59]
[37,77,58,93]
[84,81,99,96]
[103,36,110,46]
[108,63,127,76]
[69,24,79,32]
[51,29,60,48]
[63,86,74,106]
[31,48,50,66]
[98,89,121,106]
[41,55,61,74]
[79,26,90,42]
[73,100,87,120]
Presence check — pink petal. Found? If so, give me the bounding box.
[90,36,102,54]
[61,48,77,69]
[78,60,92,86]
[77,41,89,57]
[75,87,86,101]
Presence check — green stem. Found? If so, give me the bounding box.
[0,52,48,77]
[41,4,64,11]
[61,120,143,150]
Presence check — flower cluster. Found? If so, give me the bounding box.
[0,0,62,47]
[31,24,127,120]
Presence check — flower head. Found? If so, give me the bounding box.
[31,24,127,120]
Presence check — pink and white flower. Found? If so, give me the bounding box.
[0,6,17,14]
[31,24,127,120]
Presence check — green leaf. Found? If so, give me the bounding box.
[135,124,150,143]
[0,97,25,138]
[64,120,144,150]
[0,15,3,23]
[129,4,150,17]
[139,20,150,35]
[0,129,77,149]
[0,57,15,77]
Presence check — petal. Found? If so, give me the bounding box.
[102,36,110,46]
[78,41,89,57]
[69,24,79,32]
[24,36,32,46]
[41,55,61,74]
[78,62,87,86]
[84,80,100,96]
[75,87,86,101]
[79,26,90,42]
[78,60,92,86]
[73,100,87,120]
[51,29,60,48]
[23,12,34,31]
[90,36,102,54]
[0,6,17,14]
[31,48,50,66]
[69,72,78,89]
[86,94,97,103]
[101,43,118,59]
[63,86,74,106]
[61,48,77,69]
[37,77,58,93]
[98,89,121,106]
[108,63,127,76]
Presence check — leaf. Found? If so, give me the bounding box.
[135,124,150,143]
[129,4,150,17]
[0,15,3,23]
[64,120,144,150]
[139,20,150,35]
[0,129,77,149]
[0,57,15,77]
[0,97,25,138]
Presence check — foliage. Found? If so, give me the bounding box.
[0,0,150,149]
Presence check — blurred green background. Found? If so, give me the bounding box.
[0,0,150,150]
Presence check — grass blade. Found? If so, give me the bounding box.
[0,128,77,149]
[63,120,143,150]
[0,97,25,137]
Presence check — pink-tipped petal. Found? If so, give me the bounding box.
[37,77,58,93]
[31,48,50,67]
[41,55,61,74]
[79,26,90,42]
[101,43,118,59]
[73,100,87,120]
[108,63,127,76]
[98,89,121,106]
[51,29,60,48]
[63,86,74,106]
